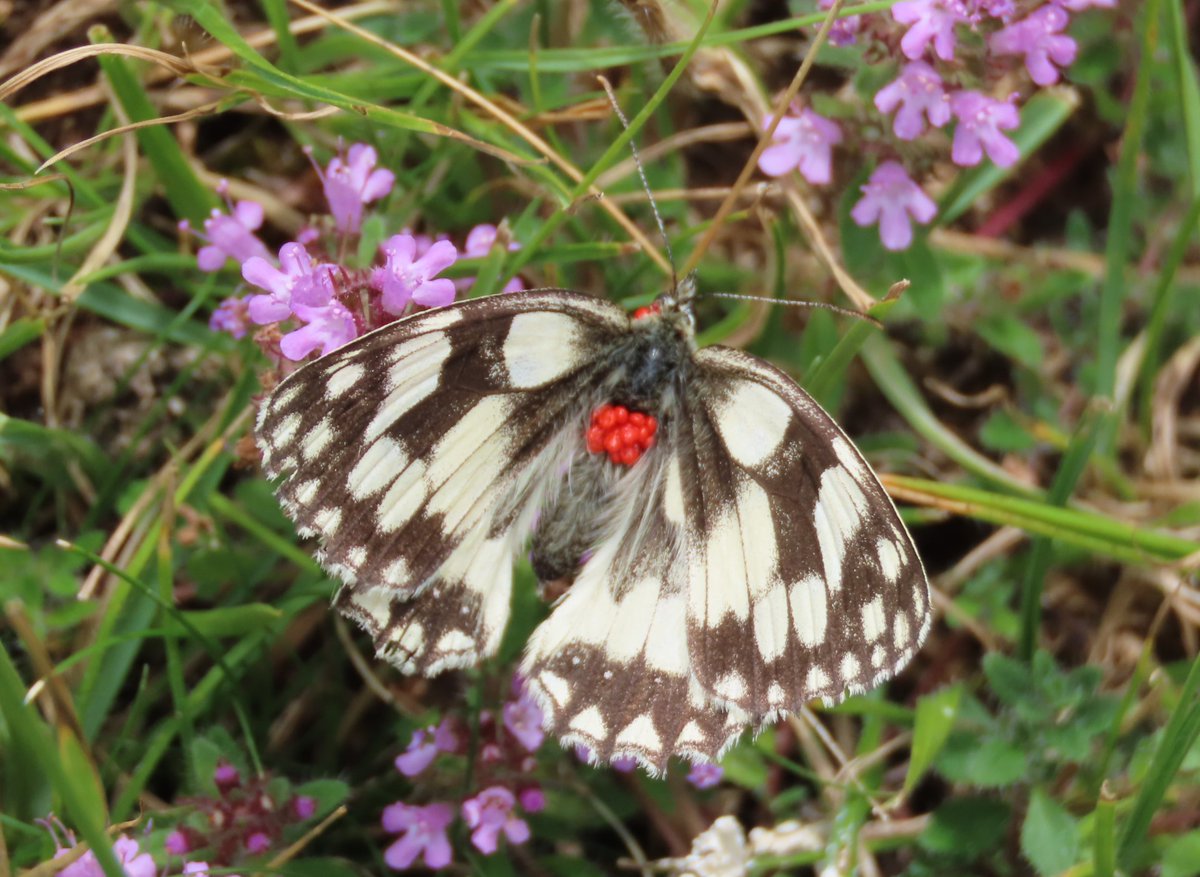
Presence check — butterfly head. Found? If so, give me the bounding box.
[632,274,697,337]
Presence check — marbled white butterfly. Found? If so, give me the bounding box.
[255,278,931,772]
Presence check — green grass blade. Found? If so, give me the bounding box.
[1017,407,1103,660]
[1163,0,1200,198]
[860,335,1042,497]
[887,474,1199,565]
[1117,655,1200,866]
[1095,0,1159,402]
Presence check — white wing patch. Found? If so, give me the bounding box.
[709,379,793,468]
[503,311,587,388]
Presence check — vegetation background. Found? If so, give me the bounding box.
[2,0,1200,875]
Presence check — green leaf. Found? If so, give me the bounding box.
[281,859,362,877]
[976,314,1044,369]
[1163,830,1200,877]
[293,779,352,816]
[979,410,1037,453]
[0,317,44,361]
[1021,787,1080,877]
[982,653,1034,710]
[163,604,283,638]
[920,796,1010,855]
[939,733,1028,787]
[903,684,963,796]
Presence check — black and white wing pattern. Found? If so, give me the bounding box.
[256,291,628,674]
[677,347,930,719]
[256,286,931,774]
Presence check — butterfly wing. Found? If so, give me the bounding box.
[255,290,630,672]
[677,346,931,717]
[521,440,749,773]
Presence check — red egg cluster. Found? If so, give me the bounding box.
[586,404,658,466]
[632,301,662,320]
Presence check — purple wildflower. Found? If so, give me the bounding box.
[461,787,531,855]
[242,242,337,324]
[819,0,861,46]
[183,864,241,877]
[381,802,454,870]
[244,831,272,855]
[979,0,1016,17]
[56,835,156,877]
[314,143,395,234]
[989,5,1077,86]
[395,718,459,777]
[503,682,545,753]
[874,61,952,140]
[165,830,191,856]
[1055,0,1113,9]
[280,300,358,360]
[293,796,317,820]
[950,91,1021,167]
[612,756,638,772]
[376,234,458,314]
[518,787,546,813]
[892,0,967,61]
[850,161,937,251]
[213,762,240,791]
[686,762,724,789]
[757,108,843,184]
[461,223,524,293]
[191,194,271,272]
[209,295,253,339]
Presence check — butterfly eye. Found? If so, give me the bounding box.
[586,404,658,465]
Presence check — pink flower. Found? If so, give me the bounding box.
[376,234,458,314]
[293,795,317,820]
[757,108,843,184]
[209,294,253,339]
[461,787,531,854]
[164,830,191,856]
[57,835,156,877]
[242,242,338,324]
[503,682,545,753]
[874,61,952,140]
[686,762,724,789]
[850,161,937,251]
[989,5,1076,86]
[950,90,1021,167]
[1055,0,1113,10]
[280,300,358,360]
[395,718,459,777]
[213,761,241,791]
[184,864,241,877]
[244,831,271,854]
[892,0,968,61]
[192,195,271,272]
[819,0,861,46]
[459,223,525,293]
[315,143,395,234]
[381,802,454,870]
[518,787,546,813]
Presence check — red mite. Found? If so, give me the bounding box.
[587,404,658,466]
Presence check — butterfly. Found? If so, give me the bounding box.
[254,278,931,772]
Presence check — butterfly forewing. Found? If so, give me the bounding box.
[256,291,630,669]
[681,347,931,716]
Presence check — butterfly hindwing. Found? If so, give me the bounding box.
[256,291,631,668]
[680,346,931,716]
[521,441,748,771]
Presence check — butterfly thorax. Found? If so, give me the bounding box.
[529,298,693,584]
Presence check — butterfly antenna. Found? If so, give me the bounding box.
[598,75,678,292]
[707,293,885,329]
